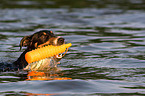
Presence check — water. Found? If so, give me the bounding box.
[1,0,145,95]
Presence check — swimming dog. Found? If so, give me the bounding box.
[13,30,65,70]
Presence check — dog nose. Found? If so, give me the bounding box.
[57,37,65,45]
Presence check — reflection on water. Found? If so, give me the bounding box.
[27,71,71,81]
[1,0,145,95]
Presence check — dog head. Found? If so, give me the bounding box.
[20,30,65,50]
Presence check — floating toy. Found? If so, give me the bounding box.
[25,43,72,64]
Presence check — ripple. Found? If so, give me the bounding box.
[0,80,145,95]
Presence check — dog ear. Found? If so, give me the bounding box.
[19,36,31,50]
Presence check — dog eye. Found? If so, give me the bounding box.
[41,35,46,39]
[41,35,49,41]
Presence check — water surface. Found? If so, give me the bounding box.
[1,0,145,95]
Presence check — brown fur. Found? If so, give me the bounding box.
[13,30,65,69]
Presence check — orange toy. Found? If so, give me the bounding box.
[25,43,72,64]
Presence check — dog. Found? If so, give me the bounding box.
[13,30,65,69]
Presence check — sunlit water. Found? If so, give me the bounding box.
[1,0,145,95]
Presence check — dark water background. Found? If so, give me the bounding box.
[1,0,145,95]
